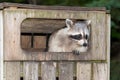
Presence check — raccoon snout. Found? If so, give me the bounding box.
[83,43,88,47]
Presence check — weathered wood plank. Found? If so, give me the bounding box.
[4,62,20,80]
[21,35,32,48]
[106,14,110,80]
[23,62,39,80]
[77,62,91,80]
[59,62,73,80]
[0,2,106,11]
[0,10,3,80]
[5,51,107,61]
[41,62,56,80]
[87,12,106,60]
[4,9,27,60]
[33,36,46,49]
[93,63,107,80]
[21,19,65,33]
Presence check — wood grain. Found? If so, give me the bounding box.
[77,62,91,80]
[87,12,106,60]
[23,62,39,80]
[106,14,110,80]
[4,62,20,80]
[59,62,73,80]
[41,62,56,80]
[21,19,65,33]
[33,36,46,49]
[93,63,107,80]
[0,11,3,80]
[4,8,107,61]
[0,2,106,11]
[21,35,32,48]
[1,4,110,80]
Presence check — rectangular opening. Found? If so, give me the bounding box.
[21,18,91,53]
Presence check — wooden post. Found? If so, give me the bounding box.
[106,14,111,80]
[0,10,3,80]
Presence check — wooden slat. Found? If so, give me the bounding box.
[0,2,106,11]
[0,10,3,80]
[33,36,46,49]
[21,19,65,33]
[41,62,56,80]
[77,62,91,80]
[59,62,73,80]
[4,8,27,61]
[93,63,107,80]
[21,35,31,48]
[87,11,106,60]
[4,62,20,80]
[106,14,110,80]
[23,62,39,80]
[5,51,107,61]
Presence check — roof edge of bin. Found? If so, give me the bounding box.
[0,2,106,11]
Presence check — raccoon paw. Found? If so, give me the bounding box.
[72,50,80,55]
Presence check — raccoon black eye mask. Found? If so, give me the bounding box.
[69,34,82,40]
[69,34,88,40]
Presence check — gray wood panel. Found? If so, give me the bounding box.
[0,2,106,11]
[23,62,39,80]
[77,62,91,80]
[0,10,3,80]
[41,62,56,80]
[93,63,107,80]
[4,62,20,80]
[59,62,73,80]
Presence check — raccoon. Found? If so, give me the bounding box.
[48,19,91,55]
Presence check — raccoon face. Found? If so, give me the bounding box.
[69,33,89,47]
[66,19,91,54]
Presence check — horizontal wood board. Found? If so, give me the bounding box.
[0,2,106,11]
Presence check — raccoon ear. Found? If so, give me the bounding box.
[66,19,73,28]
[86,20,91,26]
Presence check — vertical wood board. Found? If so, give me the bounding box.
[77,62,91,80]
[106,14,110,80]
[21,35,31,48]
[93,63,107,80]
[41,62,56,80]
[23,62,39,80]
[4,9,27,60]
[0,10,3,80]
[87,12,106,59]
[33,36,46,49]
[59,62,73,80]
[4,62,20,80]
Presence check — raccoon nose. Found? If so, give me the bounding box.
[83,43,88,47]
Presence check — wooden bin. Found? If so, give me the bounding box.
[0,2,110,80]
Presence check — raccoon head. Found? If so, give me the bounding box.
[65,19,91,54]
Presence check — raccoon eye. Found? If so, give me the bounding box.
[69,34,82,40]
[85,35,88,39]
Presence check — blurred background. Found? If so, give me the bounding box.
[0,0,120,80]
